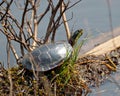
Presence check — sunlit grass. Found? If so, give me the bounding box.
[56,40,84,82]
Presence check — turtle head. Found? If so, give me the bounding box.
[69,29,83,46]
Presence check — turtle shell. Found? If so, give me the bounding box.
[21,42,73,71]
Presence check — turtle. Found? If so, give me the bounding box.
[21,29,83,72]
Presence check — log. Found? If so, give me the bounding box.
[85,35,120,55]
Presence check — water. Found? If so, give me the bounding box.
[0,0,120,95]
[1,0,120,65]
[90,71,120,96]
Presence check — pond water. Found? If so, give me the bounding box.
[90,70,120,96]
[0,0,120,95]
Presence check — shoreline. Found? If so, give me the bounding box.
[78,27,120,56]
[85,35,120,55]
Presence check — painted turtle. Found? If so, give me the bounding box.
[21,29,83,72]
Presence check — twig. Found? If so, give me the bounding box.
[44,0,63,43]
[0,1,4,6]
[6,39,13,96]
[19,0,29,55]
[60,1,71,41]
[0,0,13,21]
[37,2,50,24]
[10,44,19,61]
[67,0,82,10]
[30,0,39,49]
